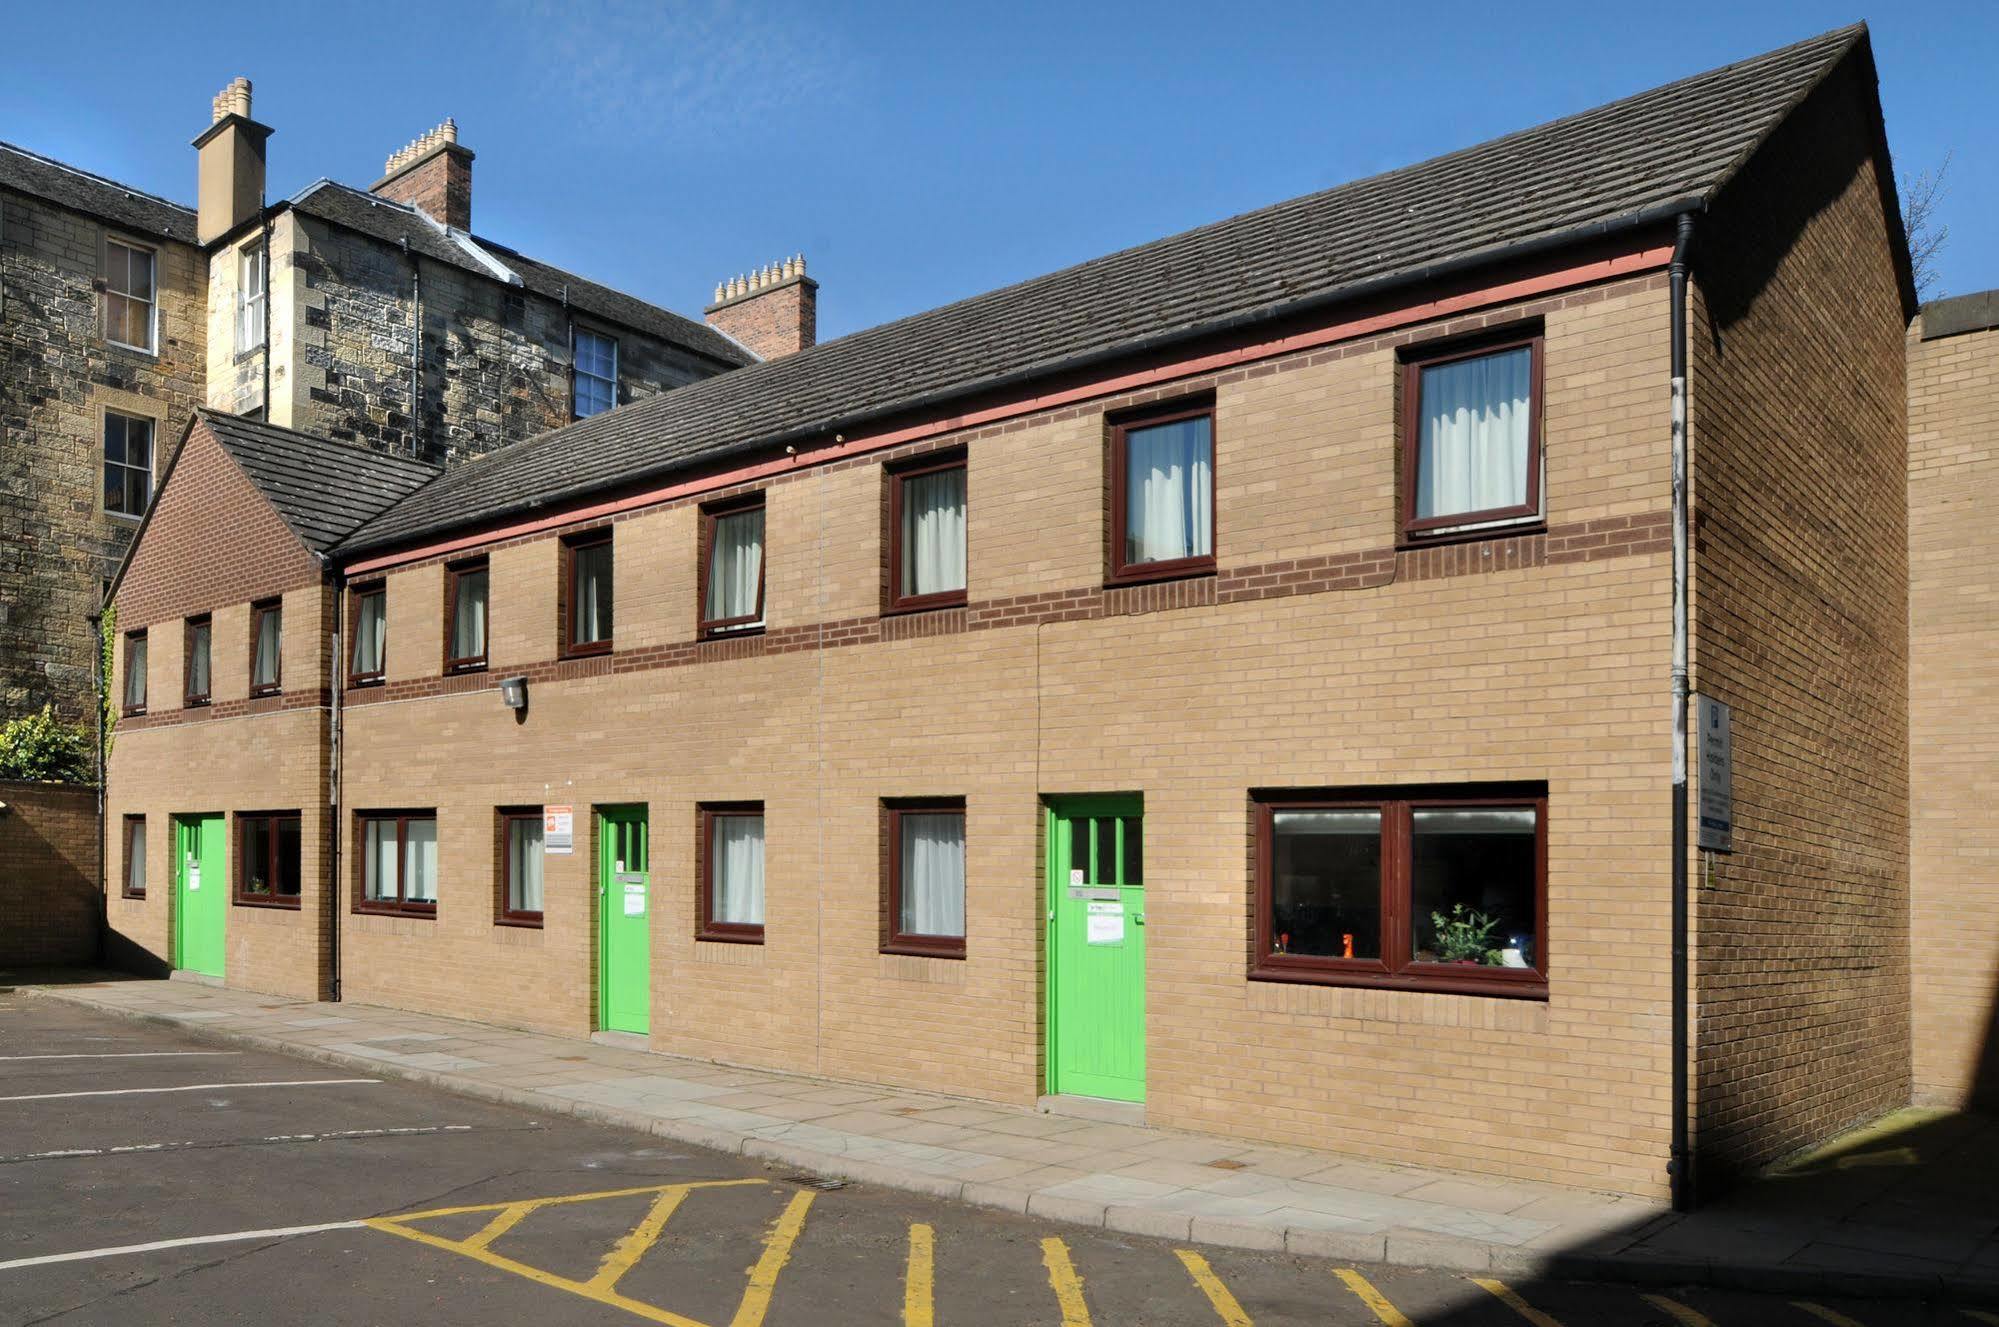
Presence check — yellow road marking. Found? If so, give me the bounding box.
[1473,1277,1565,1327]
[1041,1236,1092,1326]
[1175,1249,1253,1326]
[382,1177,761,1222]
[588,1186,690,1292]
[464,1201,537,1251]
[1959,1312,1999,1326]
[1791,1302,1869,1327]
[1334,1268,1414,1327]
[1641,1294,1716,1327]
[728,1189,815,1327]
[904,1223,935,1327]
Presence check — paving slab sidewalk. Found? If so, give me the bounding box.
[12,974,1995,1302]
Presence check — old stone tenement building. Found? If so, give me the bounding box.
[0,77,788,723]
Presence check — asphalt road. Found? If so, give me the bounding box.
[0,996,1979,1326]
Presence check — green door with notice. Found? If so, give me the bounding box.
[1046,795,1145,1102]
[173,814,226,978]
[596,806,650,1034]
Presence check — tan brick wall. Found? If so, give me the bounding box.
[0,779,100,967]
[1908,313,1999,1108]
[1685,57,1911,1193]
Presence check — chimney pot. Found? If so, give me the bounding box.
[373,118,474,230]
[194,77,270,245]
[706,253,818,360]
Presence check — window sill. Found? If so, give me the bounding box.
[699,624,766,642]
[1105,559,1216,589]
[695,926,764,945]
[104,511,144,525]
[562,643,613,661]
[353,903,436,919]
[1397,518,1545,551]
[234,895,301,911]
[346,676,384,690]
[183,698,211,709]
[120,890,146,901]
[881,940,966,960]
[104,340,159,359]
[496,914,544,929]
[1250,964,1547,1001]
[121,707,146,718]
[250,686,281,699]
[447,660,488,675]
[233,344,266,365]
[883,593,968,617]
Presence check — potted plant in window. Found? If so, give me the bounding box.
[1427,904,1503,966]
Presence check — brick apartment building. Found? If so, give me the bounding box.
[0,80,757,725]
[96,24,1949,1203]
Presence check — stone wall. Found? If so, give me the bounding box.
[0,778,100,968]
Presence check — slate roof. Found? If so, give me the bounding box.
[199,410,439,553]
[0,140,197,244]
[337,24,1879,558]
[287,181,754,371]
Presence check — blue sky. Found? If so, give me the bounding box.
[3,2,1991,340]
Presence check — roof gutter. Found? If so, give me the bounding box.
[338,196,1703,561]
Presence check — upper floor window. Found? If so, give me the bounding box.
[1110,402,1214,584]
[573,329,618,419]
[104,238,157,352]
[1402,335,1542,539]
[349,582,386,685]
[122,815,146,898]
[236,812,302,909]
[183,614,212,707]
[888,454,967,612]
[562,531,613,657]
[446,558,489,672]
[883,799,966,958]
[122,630,148,715]
[103,412,155,519]
[700,497,765,638]
[356,811,438,917]
[237,244,267,352]
[250,598,282,696]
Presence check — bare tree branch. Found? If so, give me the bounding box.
[1900,152,1952,302]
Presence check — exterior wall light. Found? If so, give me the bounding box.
[499,676,529,711]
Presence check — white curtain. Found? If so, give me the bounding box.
[901,469,966,596]
[186,625,211,697]
[706,509,765,624]
[711,814,764,925]
[403,819,438,902]
[507,817,544,912]
[124,639,146,709]
[253,607,281,688]
[1415,347,1532,520]
[351,595,385,675]
[127,821,146,894]
[364,820,396,900]
[1125,418,1212,564]
[573,544,612,644]
[899,813,965,937]
[452,570,488,660]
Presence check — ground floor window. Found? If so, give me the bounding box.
[236,813,302,908]
[357,811,438,916]
[498,808,544,925]
[122,816,146,898]
[1252,785,1546,997]
[698,803,764,942]
[883,799,966,957]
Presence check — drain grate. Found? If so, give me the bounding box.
[782,1174,849,1191]
[1205,1158,1249,1170]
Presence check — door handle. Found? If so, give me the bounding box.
[1134,914,1146,925]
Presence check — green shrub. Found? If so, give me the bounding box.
[0,705,95,784]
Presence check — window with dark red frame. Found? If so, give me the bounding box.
[445,558,490,672]
[886,454,967,613]
[697,802,764,943]
[183,614,212,707]
[122,815,146,898]
[348,582,386,686]
[562,531,613,657]
[1252,786,1547,998]
[355,811,438,917]
[1401,332,1544,541]
[122,630,147,715]
[497,807,544,926]
[1109,400,1215,585]
[699,496,765,638]
[882,799,966,958]
[249,599,282,697]
[236,812,302,908]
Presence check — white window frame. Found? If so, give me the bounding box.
[102,409,156,521]
[573,328,618,419]
[237,243,267,352]
[104,237,158,354]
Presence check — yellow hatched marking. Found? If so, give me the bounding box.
[1041,1236,1092,1326]
[380,1177,761,1222]
[588,1186,691,1292]
[463,1201,537,1251]
[1641,1294,1716,1327]
[728,1189,815,1327]
[1959,1312,1999,1326]
[1473,1277,1565,1327]
[903,1223,935,1327]
[1334,1268,1415,1327]
[1175,1249,1253,1326]
[1791,1303,1869,1327]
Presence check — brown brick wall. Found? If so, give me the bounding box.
[1908,313,1999,1109]
[704,277,815,360]
[372,147,472,231]
[1685,56,1911,1193]
[0,779,100,967]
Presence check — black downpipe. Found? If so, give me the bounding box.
[259,200,273,420]
[1668,211,1696,1212]
[88,610,106,964]
[328,573,343,1002]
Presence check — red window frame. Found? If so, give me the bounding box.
[235,811,303,910]
[1251,786,1548,999]
[249,598,282,697]
[444,557,490,673]
[122,630,148,717]
[560,530,614,659]
[881,798,967,958]
[885,453,968,614]
[1399,331,1545,541]
[696,801,764,944]
[182,614,212,707]
[496,807,544,928]
[1107,399,1217,586]
[353,810,438,918]
[347,582,386,687]
[121,814,146,898]
[697,495,767,639]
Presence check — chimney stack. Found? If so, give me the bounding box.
[372,119,474,231]
[705,255,817,360]
[191,77,272,245]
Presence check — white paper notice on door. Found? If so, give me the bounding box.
[1086,900,1123,945]
[623,884,646,917]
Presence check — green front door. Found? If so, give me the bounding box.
[596,806,650,1035]
[1046,796,1145,1102]
[173,814,226,978]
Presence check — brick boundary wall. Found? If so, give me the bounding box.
[0,780,100,967]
